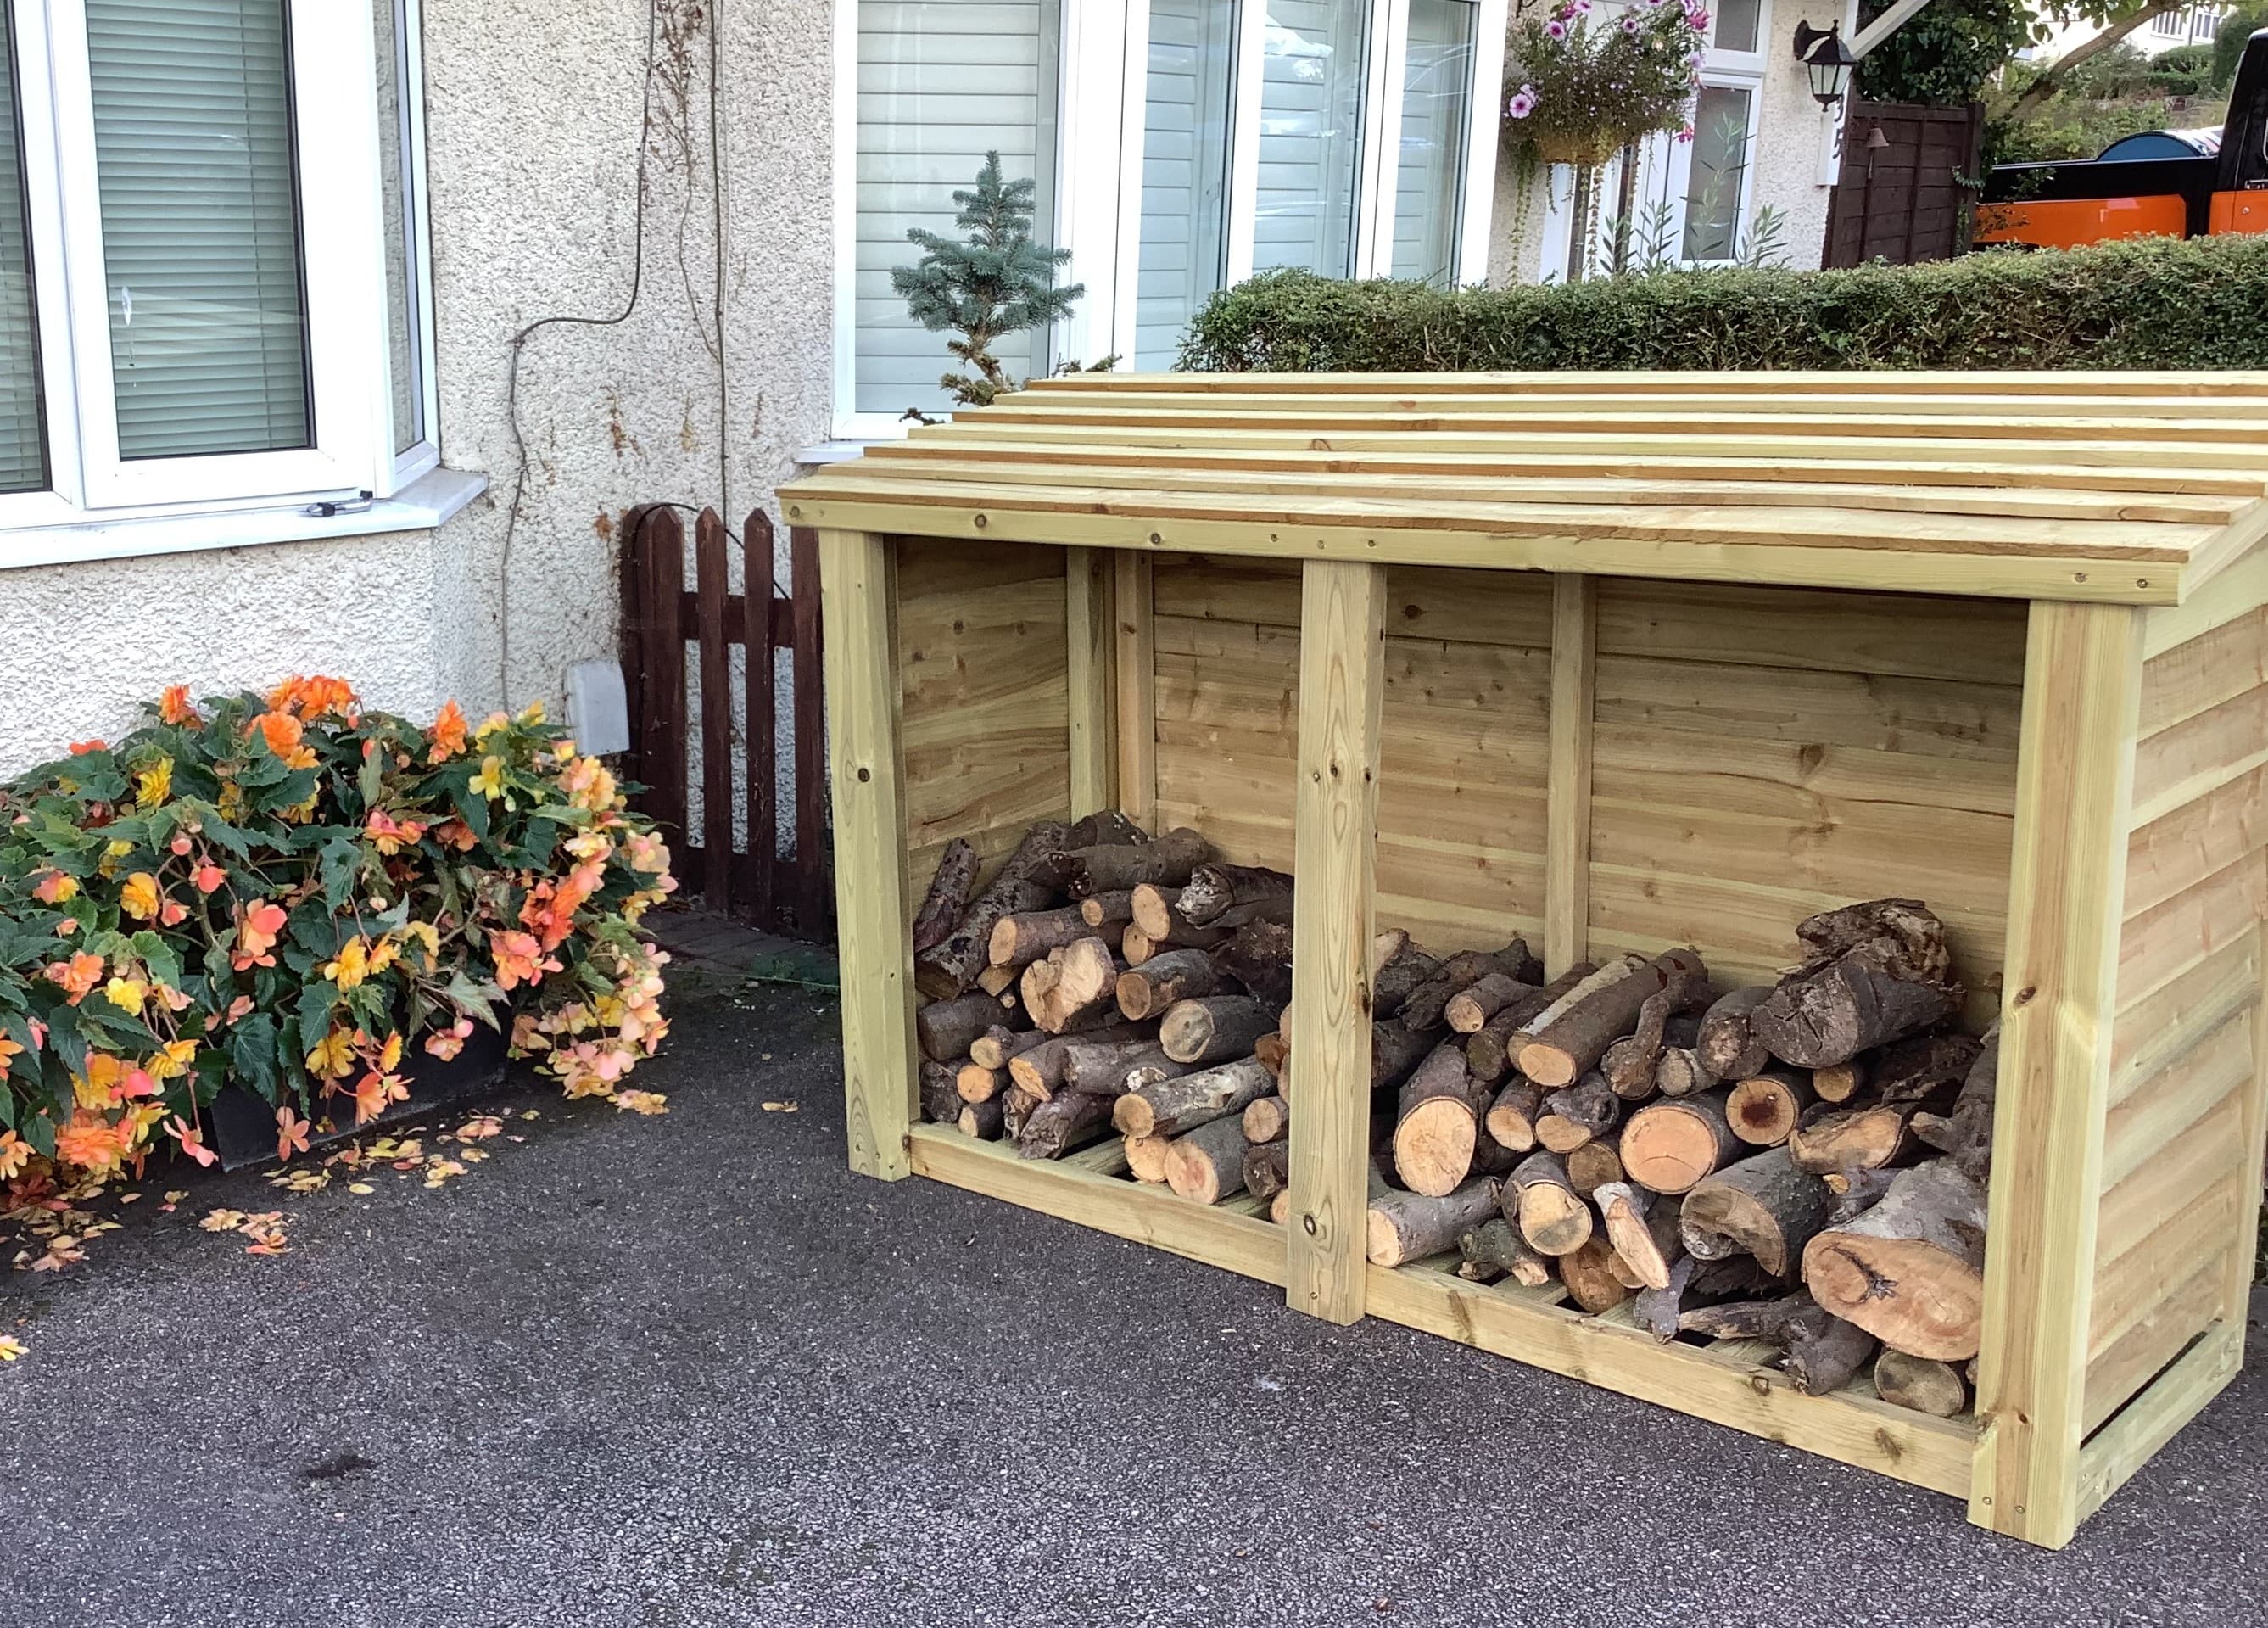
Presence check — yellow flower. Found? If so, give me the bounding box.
[134,757,174,809]
[473,711,511,745]
[103,976,148,1014]
[119,872,161,921]
[217,780,246,821]
[468,756,507,801]
[517,700,546,726]
[366,937,401,977]
[400,920,441,970]
[304,1027,357,1081]
[323,937,371,992]
[147,1038,198,1082]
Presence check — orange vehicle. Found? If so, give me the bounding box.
[1976,32,2268,246]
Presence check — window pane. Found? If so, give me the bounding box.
[1713,0,1761,54]
[1389,0,1474,285]
[855,0,1059,417]
[1253,0,1368,277]
[1681,84,1751,261]
[1136,0,1236,368]
[87,0,310,460]
[0,3,45,492]
[376,0,423,456]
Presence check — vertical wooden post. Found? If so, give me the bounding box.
[1114,552,1157,831]
[695,509,735,915]
[1287,558,1387,1325]
[1545,573,1597,978]
[743,508,779,928]
[791,524,832,937]
[818,528,916,1180]
[638,507,690,852]
[1970,599,2143,1547]
[1065,546,1117,819]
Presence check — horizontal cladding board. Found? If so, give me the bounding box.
[2085,1244,2233,1436]
[2139,605,2268,736]
[2123,764,2268,920]
[1594,579,2028,686]
[2100,1007,2255,1192]
[1153,556,1553,646]
[2093,1090,2247,1278]
[2118,852,2268,1013]
[2109,932,2261,1105]
[2131,684,2268,821]
[1595,654,2023,764]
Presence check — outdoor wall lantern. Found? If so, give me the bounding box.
[1792,20,1859,111]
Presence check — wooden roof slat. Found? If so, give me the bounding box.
[1020,370,2268,399]
[1000,388,2268,422]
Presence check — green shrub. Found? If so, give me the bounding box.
[2149,42,2217,97]
[2214,6,2268,90]
[1176,236,2268,373]
[1989,92,2227,164]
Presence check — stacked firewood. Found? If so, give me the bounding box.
[1344,896,1993,1418]
[911,819,1991,1420]
[908,816,1296,1187]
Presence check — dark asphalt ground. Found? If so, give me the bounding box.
[4,954,2266,1628]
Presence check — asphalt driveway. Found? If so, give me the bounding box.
[3,948,2264,1627]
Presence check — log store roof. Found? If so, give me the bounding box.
[779,372,2268,605]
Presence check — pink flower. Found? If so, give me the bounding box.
[1687,8,1711,30]
[1507,87,1537,119]
[1623,12,1640,29]
[1675,124,1695,143]
[1545,18,1567,37]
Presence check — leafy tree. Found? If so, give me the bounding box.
[2004,3,2191,120]
[891,152,1083,409]
[2213,4,2268,89]
[1856,0,2044,105]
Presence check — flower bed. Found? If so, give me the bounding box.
[0,679,676,1184]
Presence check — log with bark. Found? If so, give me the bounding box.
[975,964,1022,1003]
[1597,1182,1682,1291]
[1679,1146,1832,1279]
[1127,884,1182,940]
[1600,960,1709,1098]
[1874,1351,1969,1418]
[1020,937,1123,1033]
[1750,899,1961,1068]
[1484,1079,1543,1154]
[1508,1150,1592,1256]
[1812,1060,1866,1104]
[1122,917,1226,964]
[1466,964,1590,1083]
[1392,1042,1496,1198]
[1459,1217,1555,1287]
[1007,1026,1154,1096]
[1565,1140,1625,1197]
[1911,1027,2000,1181]
[1371,1019,1440,1093]
[1114,948,1219,1020]
[1780,1302,1880,1396]
[1557,1236,1633,1314]
[1160,995,1279,1066]
[914,820,1068,999]
[1695,985,1774,1083]
[1124,1133,1172,1184]
[1535,1072,1624,1153]
[969,1026,1049,1073]
[1400,942,1545,1032]
[1079,889,1139,931]
[1824,1166,1898,1225]
[1785,1092,1954,1178]
[1617,1088,1740,1195]
[1254,1030,1288,1081]
[1063,1043,1189,1100]
[1516,948,1707,1089]
[956,1097,1006,1140]
[1176,862,1294,926]
[1002,1084,1040,1141]
[1678,1291,1813,1344]
[1801,1158,1987,1360]
[1243,1094,1289,1144]
[1112,1056,1276,1139]
[954,1063,1007,1105]
[920,1060,964,1124]
[910,838,980,957]
[1242,1138,1292,1203]
[1723,1066,1814,1148]
[1016,1090,1115,1160]
[918,994,1007,1065]
[1060,825,1210,899]
[1444,973,1546,1036]
[1371,936,1443,1022]
[1164,1116,1251,1205]
[988,906,1100,969]
[1366,1178,1502,1267]
[1209,920,1296,1009]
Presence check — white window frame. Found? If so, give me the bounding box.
[1,0,439,545]
[830,0,1505,440]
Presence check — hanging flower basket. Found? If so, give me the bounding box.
[1501,1,1708,171]
[1532,130,1626,169]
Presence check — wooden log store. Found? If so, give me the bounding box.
[782,371,2268,1549]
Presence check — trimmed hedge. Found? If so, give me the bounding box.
[1176,237,2268,373]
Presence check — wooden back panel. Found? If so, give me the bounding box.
[2090,593,2268,1431]
[1150,557,1553,954]
[1586,581,2025,1010]
[897,539,1072,900]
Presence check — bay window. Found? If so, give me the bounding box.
[834,0,1505,435]
[2,0,437,551]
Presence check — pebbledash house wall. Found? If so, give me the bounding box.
[0,0,836,775]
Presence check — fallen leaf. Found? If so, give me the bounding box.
[456,1116,503,1141]
[347,1183,376,1196]
[200,1208,248,1233]
[520,1110,539,1121]
[422,1159,466,1189]
[612,1090,668,1116]
[457,1148,490,1164]
[118,1192,142,1204]
[0,1335,24,1362]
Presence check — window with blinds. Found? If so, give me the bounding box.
[1681,82,1754,261]
[84,0,310,462]
[854,0,1060,417]
[1252,0,1367,277]
[1135,0,1235,370]
[1390,0,1474,285]
[1,4,44,493]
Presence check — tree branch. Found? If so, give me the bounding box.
[2006,3,2188,122]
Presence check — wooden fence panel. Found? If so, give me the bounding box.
[1823,101,1986,269]
[620,503,830,938]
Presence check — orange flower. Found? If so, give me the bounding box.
[424,1018,474,1061]
[233,899,288,971]
[165,1116,216,1168]
[275,1107,311,1162]
[0,1130,29,1181]
[429,699,468,764]
[67,739,106,756]
[432,819,478,853]
[193,864,226,894]
[489,930,559,993]
[249,710,303,758]
[364,809,427,856]
[159,900,188,927]
[350,1070,409,1127]
[119,871,161,921]
[159,684,198,725]
[53,1112,126,1177]
[44,951,105,1004]
[31,870,78,904]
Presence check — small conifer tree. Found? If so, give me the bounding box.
[891,152,1084,408]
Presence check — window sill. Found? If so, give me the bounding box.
[797,439,880,465]
[0,467,489,573]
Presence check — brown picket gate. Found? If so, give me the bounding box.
[618,503,831,938]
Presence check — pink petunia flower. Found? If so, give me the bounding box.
[1507,87,1537,119]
